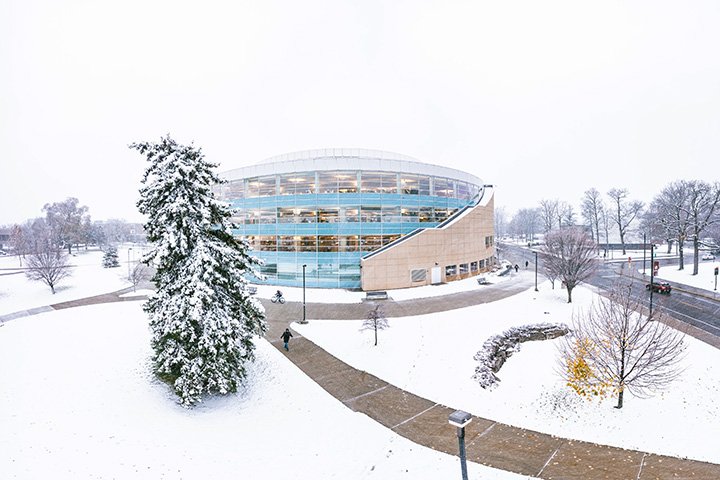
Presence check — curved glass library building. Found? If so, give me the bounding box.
[217,148,494,289]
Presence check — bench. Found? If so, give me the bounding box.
[247,286,258,295]
[365,291,388,301]
[477,276,490,285]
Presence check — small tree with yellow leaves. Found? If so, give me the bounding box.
[558,277,686,409]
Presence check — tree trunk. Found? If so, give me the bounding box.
[374,326,378,346]
[566,286,573,303]
[692,237,700,275]
[678,240,685,270]
[616,389,624,409]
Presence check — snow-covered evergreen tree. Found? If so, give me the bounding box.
[102,246,120,268]
[131,135,266,407]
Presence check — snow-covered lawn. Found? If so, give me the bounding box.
[294,282,720,464]
[0,247,527,479]
[0,303,526,479]
[0,247,137,313]
[1,244,719,479]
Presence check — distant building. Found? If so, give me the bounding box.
[0,228,10,251]
[217,148,495,290]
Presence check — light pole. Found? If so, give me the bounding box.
[534,250,538,292]
[642,233,647,276]
[649,244,655,319]
[127,247,133,279]
[300,264,307,324]
[449,410,472,480]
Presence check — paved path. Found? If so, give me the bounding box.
[259,275,720,480]
[2,274,719,479]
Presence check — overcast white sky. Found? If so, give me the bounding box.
[2,0,719,225]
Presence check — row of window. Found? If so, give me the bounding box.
[444,258,494,277]
[232,206,459,225]
[218,171,480,200]
[245,234,401,252]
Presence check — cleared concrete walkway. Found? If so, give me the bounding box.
[3,275,719,479]
[260,283,720,480]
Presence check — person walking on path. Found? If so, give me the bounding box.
[281,328,293,351]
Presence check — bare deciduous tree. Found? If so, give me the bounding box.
[650,181,691,269]
[129,262,151,292]
[360,304,389,346]
[558,278,686,409]
[581,188,604,245]
[538,199,559,233]
[42,197,90,254]
[542,227,598,303]
[607,188,644,255]
[509,207,540,243]
[685,181,720,275]
[25,247,72,294]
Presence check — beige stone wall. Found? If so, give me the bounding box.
[361,193,496,291]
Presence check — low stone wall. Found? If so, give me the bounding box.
[473,323,570,389]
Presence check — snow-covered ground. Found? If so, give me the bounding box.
[0,247,526,479]
[1,245,719,479]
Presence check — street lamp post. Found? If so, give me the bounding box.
[643,233,647,276]
[449,410,472,480]
[300,264,307,324]
[127,247,133,279]
[649,244,655,319]
[534,250,538,292]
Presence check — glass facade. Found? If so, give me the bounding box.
[218,154,482,288]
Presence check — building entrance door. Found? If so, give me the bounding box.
[431,266,441,284]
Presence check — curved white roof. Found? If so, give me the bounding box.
[220,148,483,186]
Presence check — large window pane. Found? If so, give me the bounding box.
[399,174,430,195]
[278,236,297,252]
[279,172,315,195]
[318,235,338,252]
[257,176,276,197]
[361,171,396,193]
[361,205,381,223]
[259,236,277,251]
[361,235,383,251]
[433,177,454,197]
[401,206,418,222]
[457,181,470,200]
[400,174,419,194]
[382,205,400,223]
[336,172,358,193]
[277,207,296,223]
[419,207,433,222]
[338,235,359,251]
[318,207,339,223]
[299,236,317,252]
[297,207,317,223]
[339,207,359,222]
[318,172,337,193]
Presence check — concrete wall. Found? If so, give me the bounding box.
[361,191,496,291]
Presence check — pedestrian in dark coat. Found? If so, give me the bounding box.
[281,328,293,351]
[525,260,529,268]
[514,264,519,272]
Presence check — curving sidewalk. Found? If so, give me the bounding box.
[3,277,719,479]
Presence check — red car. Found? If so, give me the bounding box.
[646,281,672,294]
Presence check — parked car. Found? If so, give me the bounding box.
[701,253,716,261]
[646,281,672,294]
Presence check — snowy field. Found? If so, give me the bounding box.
[1,245,719,479]
[0,248,526,479]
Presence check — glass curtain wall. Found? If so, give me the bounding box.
[223,169,480,288]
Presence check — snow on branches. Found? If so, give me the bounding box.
[131,135,266,407]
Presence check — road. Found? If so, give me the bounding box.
[499,242,720,342]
